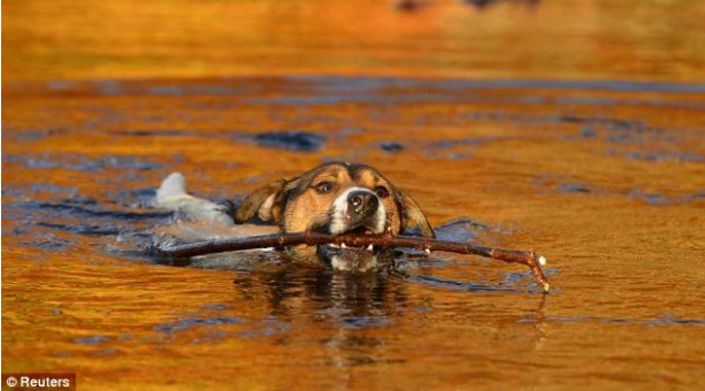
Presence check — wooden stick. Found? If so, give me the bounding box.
[155,232,551,292]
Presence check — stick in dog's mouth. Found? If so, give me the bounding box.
[323,225,377,250]
[317,224,384,271]
[155,232,551,292]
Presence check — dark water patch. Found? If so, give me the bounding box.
[249,82,705,110]
[501,271,534,286]
[341,316,393,329]
[422,137,501,160]
[109,187,158,209]
[557,182,592,194]
[86,80,255,97]
[288,75,410,95]
[464,0,541,9]
[237,131,326,152]
[20,233,72,252]
[15,200,171,221]
[148,86,184,96]
[149,84,250,96]
[534,175,601,196]
[155,316,246,334]
[151,85,247,96]
[379,141,405,153]
[401,273,523,293]
[202,304,230,311]
[108,231,160,261]
[74,155,163,172]
[579,125,597,139]
[465,111,552,125]
[686,192,705,202]
[401,218,507,256]
[47,80,78,91]
[4,153,164,173]
[2,188,25,198]
[423,151,471,160]
[558,115,638,130]
[4,155,57,169]
[536,175,705,206]
[10,127,65,141]
[533,175,600,196]
[74,335,110,345]
[628,189,672,206]
[118,129,193,137]
[463,111,686,147]
[606,133,640,144]
[609,150,705,163]
[237,317,292,339]
[247,94,454,106]
[93,80,122,96]
[30,183,78,196]
[288,75,705,94]
[434,218,487,242]
[557,96,705,110]
[559,116,669,144]
[37,222,123,236]
[394,0,426,12]
[2,183,78,203]
[6,191,165,255]
[427,137,491,149]
[248,95,353,106]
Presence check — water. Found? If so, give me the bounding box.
[4,0,705,389]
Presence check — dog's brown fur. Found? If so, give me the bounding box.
[235,162,434,237]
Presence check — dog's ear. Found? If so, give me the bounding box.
[398,190,435,238]
[234,179,287,224]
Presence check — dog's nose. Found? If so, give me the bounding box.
[347,191,378,214]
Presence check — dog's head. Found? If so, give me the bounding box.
[234,162,434,271]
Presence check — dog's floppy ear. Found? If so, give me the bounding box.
[234,179,287,224]
[398,190,435,238]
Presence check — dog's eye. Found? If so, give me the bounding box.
[315,182,333,194]
[374,186,390,198]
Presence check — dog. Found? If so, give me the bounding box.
[154,162,434,272]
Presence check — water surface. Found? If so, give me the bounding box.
[4,75,705,389]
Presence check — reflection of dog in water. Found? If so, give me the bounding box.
[155,162,435,272]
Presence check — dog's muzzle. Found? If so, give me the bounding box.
[329,187,386,235]
[319,187,388,271]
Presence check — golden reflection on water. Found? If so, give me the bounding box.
[4,76,705,389]
[3,0,705,82]
[3,0,705,390]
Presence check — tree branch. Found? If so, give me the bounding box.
[155,232,551,292]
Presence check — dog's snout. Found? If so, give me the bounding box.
[347,191,378,214]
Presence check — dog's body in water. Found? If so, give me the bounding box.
[154,162,434,272]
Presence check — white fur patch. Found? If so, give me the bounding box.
[331,255,378,272]
[154,172,234,226]
[155,172,188,205]
[330,255,347,270]
[329,187,386,234]
[374,202,386,233]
